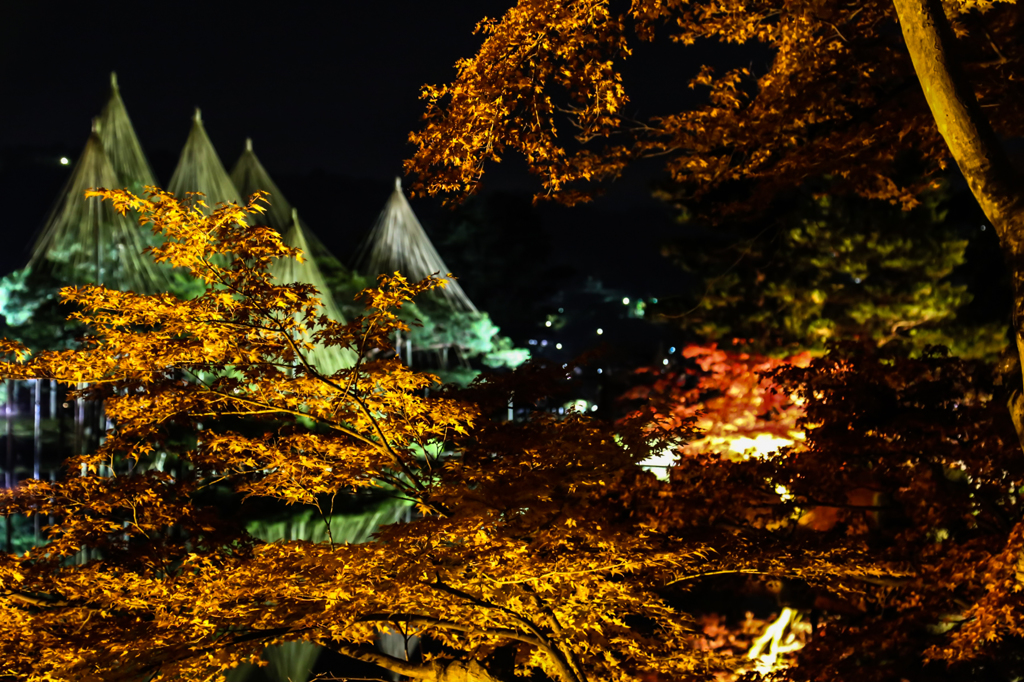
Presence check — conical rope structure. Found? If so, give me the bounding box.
[231,139,356,371]
[230,138,292,231]
[223,642,320,682]
[230,138,338,264]
[265,641,322,682]
[29,119,165,293]
[272,209,357,373]
[355,177,477,312]
[96,72,157,193]
[167,108,241,211]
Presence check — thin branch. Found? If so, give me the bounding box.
[430,578,585,682]
[333,644,435,680]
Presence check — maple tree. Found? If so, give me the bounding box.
[0,189,698,682]
[405,0,1024,423]
[622,345,810,464]
[1,189,1024,680]
[404,3,1024,674]
[407,0,1020,210]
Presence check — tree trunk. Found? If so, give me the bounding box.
[891,0,1024,443]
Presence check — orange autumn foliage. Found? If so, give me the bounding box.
[407,0,1022,215]
[0,189,1023,682]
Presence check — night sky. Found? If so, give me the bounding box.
[0,1,685,306]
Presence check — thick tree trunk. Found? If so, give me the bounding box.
[891,0,1024,442]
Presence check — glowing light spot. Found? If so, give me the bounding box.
[622,297,630,305]
[748,608,802,674]
[774,484,794,502]
[597,368,603,374]
[545,320,552,327]
[639,450,676,480]
[528,339,537,345]
[558,307,564,313]
[590,404,598,412]
[555,343,563,350]
[662,358,669,365]
[567,399,588,413]
[59,157,69,165]
[669,346,676,354]
[596,328,603,335]
[728,434,794,458]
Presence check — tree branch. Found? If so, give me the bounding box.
[356,613,542,647]
[335,644,509,682]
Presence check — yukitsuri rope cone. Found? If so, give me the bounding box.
[30,118,164,293]
[168,108,242,212]
[271,208,357,373]
[355,177,477,312]
[231,138,356,372]
[96,72,157,193]
[231,138,337,264]
[231,138,292,230]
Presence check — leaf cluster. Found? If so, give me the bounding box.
[407,0,1022,216]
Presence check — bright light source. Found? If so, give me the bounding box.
[555,343,563,350]
[638,449,677,480]
[567,399,588,413]
[662,358,669,365]
[591,404,598,412]
[728,434,794,459]
[596,328,603,335]
[669,346,676,354]
[622,297,630,305]
[528,339,537,345]
[597,368,603,374]
[854,277,862,284]
[774,483,794,502]
[59,157,69,165]
[545,320,552,327]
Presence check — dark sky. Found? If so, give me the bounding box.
[1,2,516,180]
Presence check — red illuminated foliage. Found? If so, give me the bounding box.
[623,345,811,461]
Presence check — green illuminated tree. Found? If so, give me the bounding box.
[658,182,1007,359]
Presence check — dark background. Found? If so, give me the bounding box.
[0,1,685,306]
